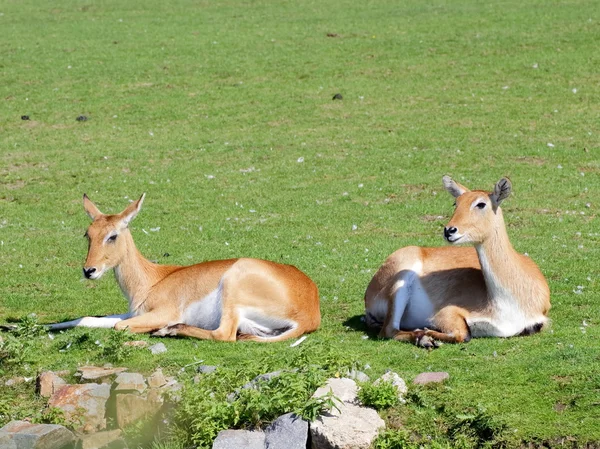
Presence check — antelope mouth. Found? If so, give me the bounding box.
[445,234,463,244]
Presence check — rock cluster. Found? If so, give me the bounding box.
[1,366,180,449]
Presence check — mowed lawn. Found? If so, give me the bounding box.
[1,0,599,446]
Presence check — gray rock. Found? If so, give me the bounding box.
[313,378,358,404]
[77,366,127,381]
[115,392,163,429]
[212,429,265,449]
[344,369,370,383]
[77,429,122,449]
[310,402,385,449]
[227,371,286,402]
[196,365,217,375]
[147,369,167,388]
[37,372,67,398]
[0,431,17,449]
[0,420,75,449]
[114,372,147,394]
[48,383,111,433]
[413,371,449,385]
[148,343,167,355]
[265,413,308,449]
[373,371,407,404]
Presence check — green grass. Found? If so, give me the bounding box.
[1,0,599,446]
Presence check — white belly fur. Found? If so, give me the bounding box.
[467,295,547,337]
[181,288,222,331]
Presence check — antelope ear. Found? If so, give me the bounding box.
[119,193,146,228]
[442,175,470,198]
[491,177,511,207]
[83,194,103,221]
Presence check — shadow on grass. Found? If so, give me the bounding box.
[343,314,381,340]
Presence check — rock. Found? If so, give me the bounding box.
[310,402,385,449]
[413,372,449,385]
[37,372,67,398]
[212,429,265,449]
[77,429,122,449]
[122,340,148,348]
[0,431,16,449]
[374,371,407,403]
[0,420,75,449]
[227,371,286,402]
[196,365,217,375]
[48,383,111,433]
[77,366,127,381]
[114,373,147,394]
[313,378,358,404]
[148,343,167,355]
[147,369,167,388]
[115,392,163,429]
[265,413,308,449]
[5,377,33,387]
[344,369,370,383]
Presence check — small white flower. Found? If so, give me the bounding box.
[352,224,358,231]
[547,143,555,147]
[532,63,538,69]
[297,157,304,163]
[572,88,577,94]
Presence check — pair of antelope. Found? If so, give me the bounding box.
[48,176,550,348]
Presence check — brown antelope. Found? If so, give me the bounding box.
[364,176,550,348]
[49,194,321,342]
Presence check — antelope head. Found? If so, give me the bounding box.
[442,176,511,245]
[82,194,145,279]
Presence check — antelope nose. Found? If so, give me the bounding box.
[444,227,458,239]
[83,267,96,279]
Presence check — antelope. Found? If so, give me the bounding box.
[364,176,550,348]
[48,194,321,342]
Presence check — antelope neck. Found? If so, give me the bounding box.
[113,231,161,314]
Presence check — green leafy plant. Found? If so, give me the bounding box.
[101,329,135,363]
[358,381,399,410]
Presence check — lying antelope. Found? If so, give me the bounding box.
[364,176,550,348]
[49,194,321,342]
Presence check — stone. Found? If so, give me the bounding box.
[48,383,111,433]
[77,366,127,381]
[313,378,358,404]
[344,369,370,383]
[212,429,265,449]
[122,340,148,348]
[115,392,163,429]
[148,343,167,355]
[310,402,385,449]
[114,373,147,394]
[0,431,16,449]
[37,372,67,398]
[77,429,122,449]
[374,371,407,403]
[413,372,449,385]
[0,420,75,449]
[147,369,167,388]
[5,377,33,387]
[196,365,217,375]
[265,413,308,449]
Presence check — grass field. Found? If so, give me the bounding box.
[1,0,599,447]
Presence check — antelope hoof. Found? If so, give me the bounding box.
[416,334,440,349]
[153,324,182,337]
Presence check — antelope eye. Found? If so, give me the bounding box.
[107,234,118,242]
[475,202,486,209]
